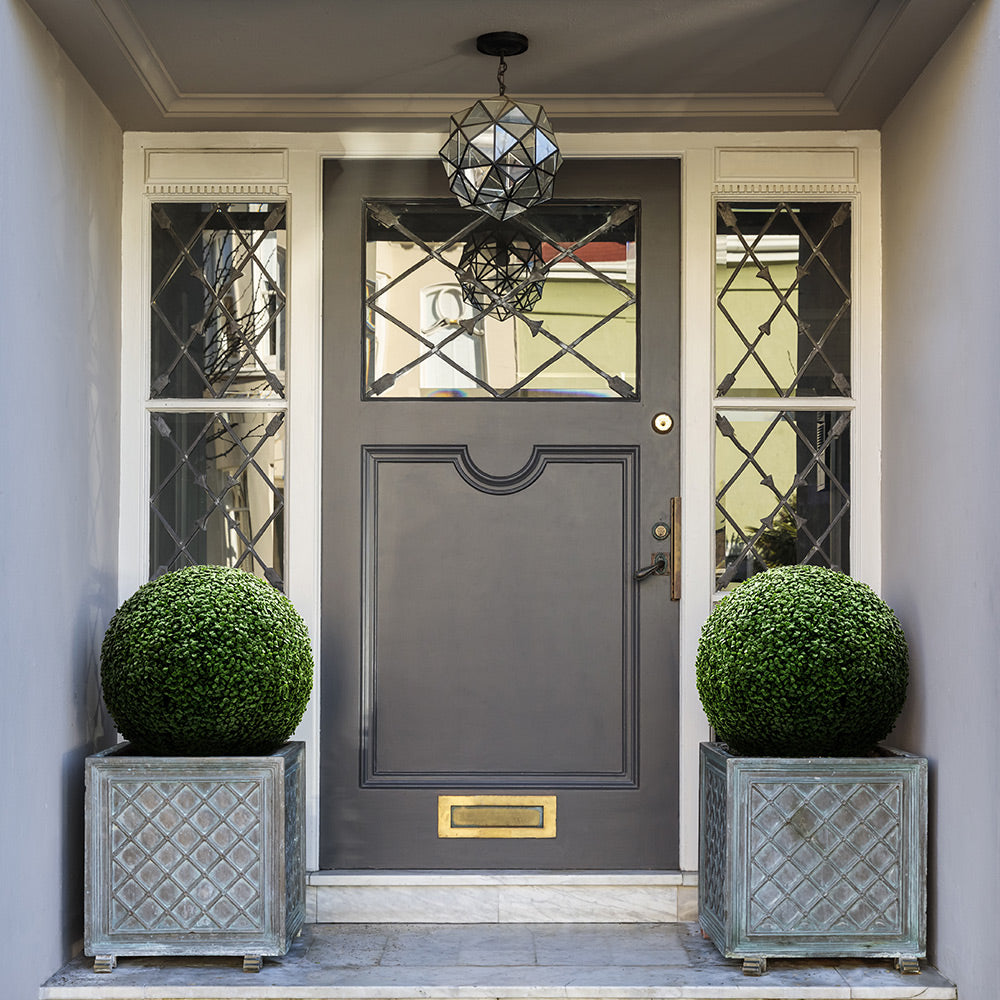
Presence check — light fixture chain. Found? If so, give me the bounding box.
[497,54,507,96]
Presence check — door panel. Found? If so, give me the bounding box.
[362,445,636,785]
[321,159,680,868]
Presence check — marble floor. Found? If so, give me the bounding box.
[40,923,956,1000]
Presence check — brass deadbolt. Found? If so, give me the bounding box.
[651,412,674,434]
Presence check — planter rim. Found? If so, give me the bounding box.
[701,740,925,763]
[88,739,304,763]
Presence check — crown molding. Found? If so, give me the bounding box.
[158,92,839,121]
[90,0,912,126]
[92,0,178,114]
[90,0,896,121]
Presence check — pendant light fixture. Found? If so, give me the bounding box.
[439,32,562,221]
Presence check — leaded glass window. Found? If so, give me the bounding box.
[151,203,286,400]
[714,201,853,591]
[716,202,850,398]
[148,202,287,588]
[364,201,638,399]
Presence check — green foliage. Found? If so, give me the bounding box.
[753,497,798,569]
[100,566,313,755]
[696,565,908,756]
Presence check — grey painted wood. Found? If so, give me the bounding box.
[698,742,927,963]
[321,159,680,868]
[84,742,305,962]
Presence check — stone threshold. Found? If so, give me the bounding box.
[307,871,700,923]
[40,922,956,1000]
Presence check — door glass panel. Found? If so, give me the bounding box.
[715,409,850,590]
[715,201,851,398]
[364,201,638,398]
[150,202,287,400]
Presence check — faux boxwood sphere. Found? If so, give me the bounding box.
[696,565,907,756]
[100,565,313,755]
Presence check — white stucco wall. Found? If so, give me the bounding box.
[882,1,1000,997]
[0,2,123,997]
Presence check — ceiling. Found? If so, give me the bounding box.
[24,0,975,132]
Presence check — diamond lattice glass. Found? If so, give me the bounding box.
[150,203,286,400]
[365,200,638,399]
[715,409,850,590]
[149,411,285,587]
[716,202,851,398]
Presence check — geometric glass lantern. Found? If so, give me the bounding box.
[440,32,562,221]
[458,223,545,321]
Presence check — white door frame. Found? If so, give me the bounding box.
[119,130,882,881]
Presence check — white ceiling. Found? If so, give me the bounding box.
[24,0,975,132]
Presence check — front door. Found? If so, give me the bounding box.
[320,159,680,868]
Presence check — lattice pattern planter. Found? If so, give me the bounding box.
[85,741,304,972]
[698,742,926,975]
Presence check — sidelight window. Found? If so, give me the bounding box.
[713,201,853,591]
[147,202,287,588]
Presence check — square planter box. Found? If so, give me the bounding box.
[698,741,926,976]
[85,740,305,973]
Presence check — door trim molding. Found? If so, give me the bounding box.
[121,131,882,874]
[307,871,698,923]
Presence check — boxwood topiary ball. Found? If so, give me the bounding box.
[696,565,908,756]
[100,565,313,755]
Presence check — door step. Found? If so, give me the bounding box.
[308,870,699,923]
[41,923,956,1000]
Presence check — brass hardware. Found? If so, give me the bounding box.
[652,521,669,540]
[669,497,681,600]
[651,412,674,434]
[438,795,556,838]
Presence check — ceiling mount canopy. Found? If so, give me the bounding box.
[439,31,563,221]
[476,31,529,61]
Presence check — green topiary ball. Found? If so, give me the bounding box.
[100,565,313,755]
[696,565,908,756]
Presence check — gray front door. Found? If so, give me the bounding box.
[320,159,680,868]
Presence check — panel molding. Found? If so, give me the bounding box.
[144,182,289,197]
[360,444,639,788]
[714,182,860,196]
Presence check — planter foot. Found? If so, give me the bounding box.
[243,954,264,973]
[895,956,921,974]
[742,957,767,976]
[93,955,117,973]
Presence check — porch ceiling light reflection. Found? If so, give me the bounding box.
[440,32,562,221]
[458,223,545,322]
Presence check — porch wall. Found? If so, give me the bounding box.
[881,2,1000,999]
[0,2,123,999]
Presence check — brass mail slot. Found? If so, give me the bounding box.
[438,795,557,838]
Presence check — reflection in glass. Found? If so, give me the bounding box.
[149,411,285,588]
[715,409,850,590]
[715,202,851,398]
[364,201,638,399]
[150,203,286,400]
[458,223,545,321]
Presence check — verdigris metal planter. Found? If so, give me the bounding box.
[698,741,926,976]
[85,741,305,973]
